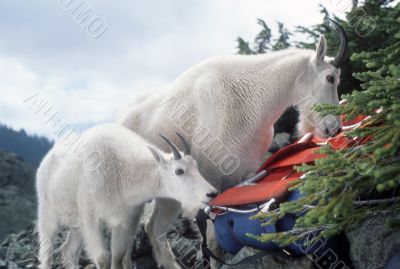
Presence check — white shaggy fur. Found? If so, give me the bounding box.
[118,37,341,187]
[36,123,216,269]
[117,36,342,268]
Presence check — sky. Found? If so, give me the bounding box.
[0,0,353,140]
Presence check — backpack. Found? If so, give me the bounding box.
[202,112,370,257]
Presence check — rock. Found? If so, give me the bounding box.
[0,225,74,269]
[3,213,400,269]
[132,218,203,269]
[220,246,312,269]
[0,217,202,269]
[384,253,400,269]
[168,223,203,269]
[6,261,17,269]
[132,225,159,269]
[346,213,400,269]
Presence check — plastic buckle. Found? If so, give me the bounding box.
[260,198,277,213]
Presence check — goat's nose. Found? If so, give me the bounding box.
[325,126,342,137]
[206,192,218,199]
[324,127,330,137]
[330,126,342,137]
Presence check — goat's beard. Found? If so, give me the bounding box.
[296,116,315,137]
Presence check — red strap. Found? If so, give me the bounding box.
[341,114,368,126]
[258,167,303,184]
[208,177,299,207]
[257,142,319,172]
[266,147,325,169]
[209,114,370,207]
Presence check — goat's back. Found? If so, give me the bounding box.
[36,123,157,226]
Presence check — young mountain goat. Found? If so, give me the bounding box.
[117,20,348,269]
[36,123,216,269]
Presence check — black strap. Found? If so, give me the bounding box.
[195,209,286,267]
[195,209,212,267]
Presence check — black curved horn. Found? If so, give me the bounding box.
[329,19,348,68]
[176,132,191,155]
[159,134,182,160]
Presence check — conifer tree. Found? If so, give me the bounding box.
[253,19,272,53]
[296,1,398,95]
[236,19,291,55]
[237,37,253,55]
[272,22,292,51]
[252,0,400,246]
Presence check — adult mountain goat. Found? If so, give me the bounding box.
[117,20,348,268]
[36,124,216,269]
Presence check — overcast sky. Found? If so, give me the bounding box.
[0,0,353,139]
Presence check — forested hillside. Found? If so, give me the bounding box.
[0,124,53,168]
[0,150,36,241]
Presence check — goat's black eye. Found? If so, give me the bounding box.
[326,75,335,84]
[175,169,184,176]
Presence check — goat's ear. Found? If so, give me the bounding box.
[315,35,327,62]
[147,145,165,165]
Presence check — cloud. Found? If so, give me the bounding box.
[0,55,137,139]
[0,0,330,139]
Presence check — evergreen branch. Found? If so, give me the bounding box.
[354,197,400,206]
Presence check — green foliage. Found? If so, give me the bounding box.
[237,37,253,55]
[252,0,400,246]
[254,19,272,53]
[296,1,399,95]
[0,150,36,241]
[236,1,399,136]
[236,19,292,56]
[0,149,35,194]
[271,22,292,51]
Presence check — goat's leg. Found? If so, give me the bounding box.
[111,205,144,269]
[82,217,110,269]
[145,198,182,269]
[37,207,58,269]
[61,229,83,269]
[110,226,134,269]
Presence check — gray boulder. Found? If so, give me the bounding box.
[220,246,312,269]
[346,213,400,269]
[0,217,202,269]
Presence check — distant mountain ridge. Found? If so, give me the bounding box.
[0,124,53,168]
